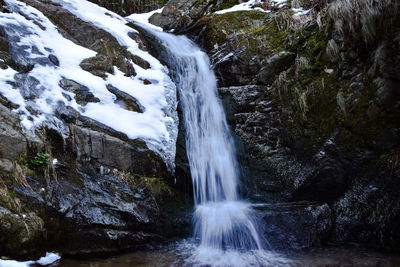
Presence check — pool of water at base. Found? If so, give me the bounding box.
[57,240,400,267]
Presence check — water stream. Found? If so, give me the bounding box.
[135,24,281,266]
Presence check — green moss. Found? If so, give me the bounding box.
[206,10,290,58]
[157,0,168,6]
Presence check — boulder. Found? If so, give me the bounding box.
[59,79,100,106]
[255,202,332,250]
[11,163,190,256]
[256,51,295,86]
[149,0,240,31]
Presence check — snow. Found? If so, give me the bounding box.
[292,7,311,16]
[36,252,61,265]
[126,8,163,30]
[215,0,269,14]
[52,0,161,69]
[0,67,34,129]
[0,252,60,267]
[0,0,178,168]
[0,260,34,267]
[214,0,310,16]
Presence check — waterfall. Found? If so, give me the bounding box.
[134,23,281,266]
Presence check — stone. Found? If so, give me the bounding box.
[0,103,27,161]
[59,79,100,105]
[71,124,168,177]
[256,51,295,86]
[79,54,114,78]
[48,54,59,66]
[0,206,44,257]
[255,202,331,250]
[107,84,145,113]
[149,0,240,32]
[10,161,190,256]
[0,158,13,172]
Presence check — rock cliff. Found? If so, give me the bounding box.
[151,0,400,251]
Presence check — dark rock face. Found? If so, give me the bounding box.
[12,161,189,255]
[256,51,295,86]
[192,11,294,87]
[219,85,314,203]
[182,2,400,252]
[255,202,331,250]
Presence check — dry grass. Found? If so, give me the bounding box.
[326,39,339,61]
[336,90,346,117]
[328,0,399,44]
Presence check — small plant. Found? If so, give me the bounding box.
[30,152,49,169]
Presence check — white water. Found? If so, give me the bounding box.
[136,24,288,266]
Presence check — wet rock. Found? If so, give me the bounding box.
[0,29,11,69]
[219,85,261,114]
[331,164,400,250]
[255,202,331,250]
[1,21,52,70]
[0,206,44,256]
[0,184,45,257]
[54,102,79,124]
[11,162,190,255]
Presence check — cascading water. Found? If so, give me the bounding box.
[135,23,287,266]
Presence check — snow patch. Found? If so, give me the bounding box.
[0,252,60,267]
[215,0,269,14]
[127,8,164,30]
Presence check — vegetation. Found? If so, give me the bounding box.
[29,152,49,170]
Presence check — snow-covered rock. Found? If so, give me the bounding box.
[0,0,178,169]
